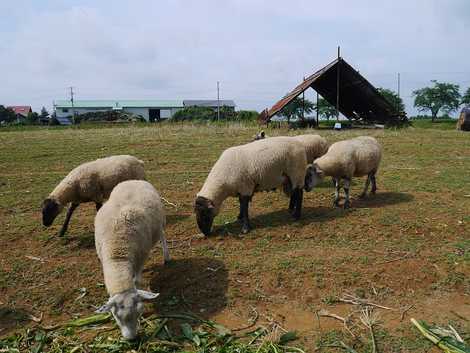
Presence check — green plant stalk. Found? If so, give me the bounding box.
[67,313,112,327]
[410,318,470,353]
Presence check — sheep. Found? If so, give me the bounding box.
[252,132,328,163]
[308,136,382,209]
[194,136,315,235]
[42,155,145,236]
[94,180,170,340]
[292,134,329,163]
[253,130,266,140]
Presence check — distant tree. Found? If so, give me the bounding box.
[377,88,405,113]
[280,96,314,123]
[40,106,50,120]
[413,80,461,122]
[26,111,39,124]
[462,87,470,106]
[314,98,337,121]
[0,105,16,124]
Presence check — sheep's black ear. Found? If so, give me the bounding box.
[260,131,265,138]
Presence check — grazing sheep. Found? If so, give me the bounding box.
[94,180,170,340]
[195,136,315,235]
[42,155,145,236]
[253,130,266,140]
[251,132,328,163]
[292,134,329,163]
[309,136,382,208]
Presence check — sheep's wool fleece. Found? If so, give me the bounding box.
[198,136,307,210]
[50,155,145,205]
[95,180,165,295]
[314,136,382,178]
[292,134,329,163]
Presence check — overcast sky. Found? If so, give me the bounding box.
[1,0,469,115]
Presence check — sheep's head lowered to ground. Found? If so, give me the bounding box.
[41,198,63,226]
[194,196,216,236]
[305,164,324,191]
[304,165,317,192]
[253,130,266,141]
[96,289,159,340]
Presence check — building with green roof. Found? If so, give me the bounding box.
[54,99,184,122]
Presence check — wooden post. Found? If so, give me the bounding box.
[336,46,340,122]
[302,77,305,124]
[316,91,319,127]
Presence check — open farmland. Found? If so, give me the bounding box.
[0,123,469,352]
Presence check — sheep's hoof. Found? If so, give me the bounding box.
[292,212,301,220]
[333,200,340,207]
[371,189,377,195]
[343,201,351,209]
[241,225,251,234]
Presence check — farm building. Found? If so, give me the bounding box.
[7,105,32,122]
[54,100,184,123]
[183,100,236,111]
[54,99,237,124]
[259,56,407,126]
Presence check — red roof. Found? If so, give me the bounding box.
[7,106,32,117]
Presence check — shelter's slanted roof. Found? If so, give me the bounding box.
[54,100,184,108]
[184,100,236,108]
[260,58,405,125]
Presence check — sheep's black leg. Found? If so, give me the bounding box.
[288,192,296,214]
[371,174,377,194]
[237,195,243,221]
[239,195,251,234]
[59,203,79,237]
[95,202,102,211]
[292,187,303,220]
[359,174,371,199]
[343,178,351,209]
[333,178,341,207]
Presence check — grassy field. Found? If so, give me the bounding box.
[0,122,469,352]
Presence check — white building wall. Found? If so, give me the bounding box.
[55,107,111,118]
[55,106,183,120]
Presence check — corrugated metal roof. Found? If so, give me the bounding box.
[260,58,405,125]
[183,100,236,107]
[54,100,184,108]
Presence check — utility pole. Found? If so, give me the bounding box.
[69,86,75,124]
[217,81,220,121]
[397,72,401,114]
[336,46,341,122]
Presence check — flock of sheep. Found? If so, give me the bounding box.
[40,133,382,339]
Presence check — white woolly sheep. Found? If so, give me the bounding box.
[309,136,382,208]
[42,155,145,236]
[195,136,315,235]
[292,134,329,163]
[251,133,328,163]
[94,180,170,340]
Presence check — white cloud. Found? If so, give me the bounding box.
[0,0,469,115]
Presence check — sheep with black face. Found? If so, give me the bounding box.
[310,136,382,208]
[42,155,145,236]
[195,137,315,235]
